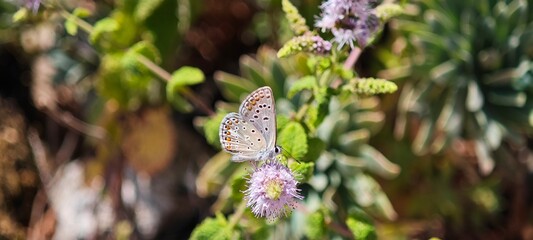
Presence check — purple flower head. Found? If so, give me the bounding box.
[315,0,379,49]
[243,160,303,221]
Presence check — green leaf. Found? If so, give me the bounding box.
[65,17,78,35]
[230,175,246,202]
[314,87,332,126]
[276,115,290,132]
[89,17,119,47]
[12,8,28,23]
[190,213,231,240]
[64,6,92,35]
[305,210,326,239]
[214,71,257,102]
[90,12,138,50]
[344,173,398,220]
[303,137,326,162]
[278,121,308,160]
[201,113,226,149]
[167,91,193,112]
[135,0,166,22]
[170,66,205,89]
[288,76,316,98]
[289,161,314,182]
[166,66,204,112]
[250,225,271,240]
[73,7,91,18]
[346,209,377,240]
[240,56,272,87]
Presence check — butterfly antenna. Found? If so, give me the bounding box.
[281,147,301,164]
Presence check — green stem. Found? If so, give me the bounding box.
[59,10,94,34]
[294,103,310,122]
[227,200,247,229]
[331,47,362,89]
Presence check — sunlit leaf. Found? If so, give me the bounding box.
[278,121,308,160]
[190,213,231,240]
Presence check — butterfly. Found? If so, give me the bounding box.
[219,86,282,162]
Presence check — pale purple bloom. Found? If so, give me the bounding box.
[315,0,379,48]
[24,0,41,12]
[243,160,303,221]
[308,35,332,54]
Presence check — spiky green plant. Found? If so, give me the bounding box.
[395,0,533,174]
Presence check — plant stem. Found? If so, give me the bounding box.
[294,103,310,122]
[59,10,94,33]
[343,47,362,70]
[331,47,363,89]
[227,200,247,229]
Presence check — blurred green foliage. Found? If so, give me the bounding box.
[394,0,533,174]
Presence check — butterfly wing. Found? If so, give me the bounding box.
[238,86,277,152]
[219,112,267,162]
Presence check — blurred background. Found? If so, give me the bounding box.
[0,0,532,239]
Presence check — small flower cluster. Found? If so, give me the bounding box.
[244,160,303,221]
[315,0,380,49]
[277,34,332,58]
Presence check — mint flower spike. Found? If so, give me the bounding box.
[282,0,310,36]
[315,0,379,49]
[277,34,332,58]
[344,77,398,96]
[243,160,303,221]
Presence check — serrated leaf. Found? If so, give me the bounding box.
[278,121,308,160]
[190,213,231,240]
[288,76,316,98]
[304,105,319,132]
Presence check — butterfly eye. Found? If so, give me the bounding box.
[274,146,281,154]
